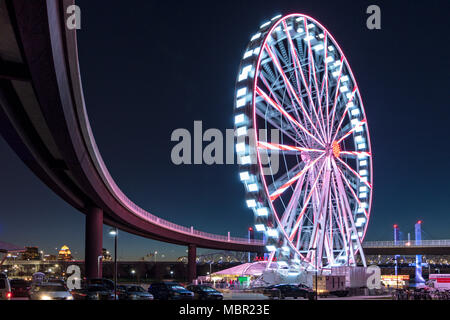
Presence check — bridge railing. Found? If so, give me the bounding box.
[363,240,450,248]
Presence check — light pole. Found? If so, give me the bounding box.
[109,228,118,301]
[209,262,213,282]
[311,248,318,300]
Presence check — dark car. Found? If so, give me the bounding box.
[71,285,115,300]
[148,282,194,300]
[85,278,115,292]
[117,285,154,300]
[263,284,310,300]
[10,279,31,298]
[186,285,223,301]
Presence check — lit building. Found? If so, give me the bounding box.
[21,247,40,261]
[58,245,73,261]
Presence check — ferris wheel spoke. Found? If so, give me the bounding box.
[280,174,307,228]
[270,154,324,201]
[329,188,347,261]
[327,56,346,141]
[255,108,304,146]
[259,73,310,140]
[335,164,370,219]
[335,119,367,144]
[319,33,331,139]
[258,141,324,154]
[282,22,328,141]
[331,87,358,143]
[256,86,325,147]
[264,43,326,145]
[303,19,328,140]
[332,174,357,264]
[332,160,367,267]
[289,160,326,242]
[339,151,372,159]
[312,164,332,267]
[335,157,372,190]
[331,176,352,264]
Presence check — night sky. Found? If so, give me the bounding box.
[1,0,449,260]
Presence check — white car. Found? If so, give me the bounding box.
[29,283,73,300]
[0,274,12,300]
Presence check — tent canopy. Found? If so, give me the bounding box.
[213,262,277,277]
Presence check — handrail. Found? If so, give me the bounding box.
[363,240,450,248]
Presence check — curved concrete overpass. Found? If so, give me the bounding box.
[0,0,263,279]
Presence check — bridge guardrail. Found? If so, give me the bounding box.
[363,240,450,248]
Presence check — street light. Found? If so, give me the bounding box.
[154,251,158,263]
[109,228,118,301]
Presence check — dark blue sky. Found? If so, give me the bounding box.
[1,0,449,260]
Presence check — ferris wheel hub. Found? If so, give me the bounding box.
[332,142,341,158]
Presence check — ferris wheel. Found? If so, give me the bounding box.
[234,14,373,271]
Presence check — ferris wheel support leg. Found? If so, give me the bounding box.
[188,244,197,284]
[331,160,367,268]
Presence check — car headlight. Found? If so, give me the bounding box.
[66,296,74,300]
[40,295,52,300]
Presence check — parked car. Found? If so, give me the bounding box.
[117,285,154,300]
[71,284,115,300]
[263,284,310,300]
[186,285,223,301]
[85,278,115,292]
[10,279,31,298]
[0,273,12,300]
[29,283,73,300]
[148,282,194,300]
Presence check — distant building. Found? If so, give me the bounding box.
[44,254,58,261]
[58,245,73,261]
[103,248,112,261]
[21,247,40,261]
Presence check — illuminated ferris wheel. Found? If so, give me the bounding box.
[234,14,373,271]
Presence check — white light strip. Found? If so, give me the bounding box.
[240,171,250,181]
[256,207,269,216]
[236,143,246,153]
[246,199,257,208]
[248,183,259,192]
[241,156,252,165]
[251,33,261,41]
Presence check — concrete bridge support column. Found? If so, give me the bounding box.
[85,207,103,280]
[188,244,197,284]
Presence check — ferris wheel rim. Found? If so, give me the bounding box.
[236,13,373,270]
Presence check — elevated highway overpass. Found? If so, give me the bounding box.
[0,0,263,281]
